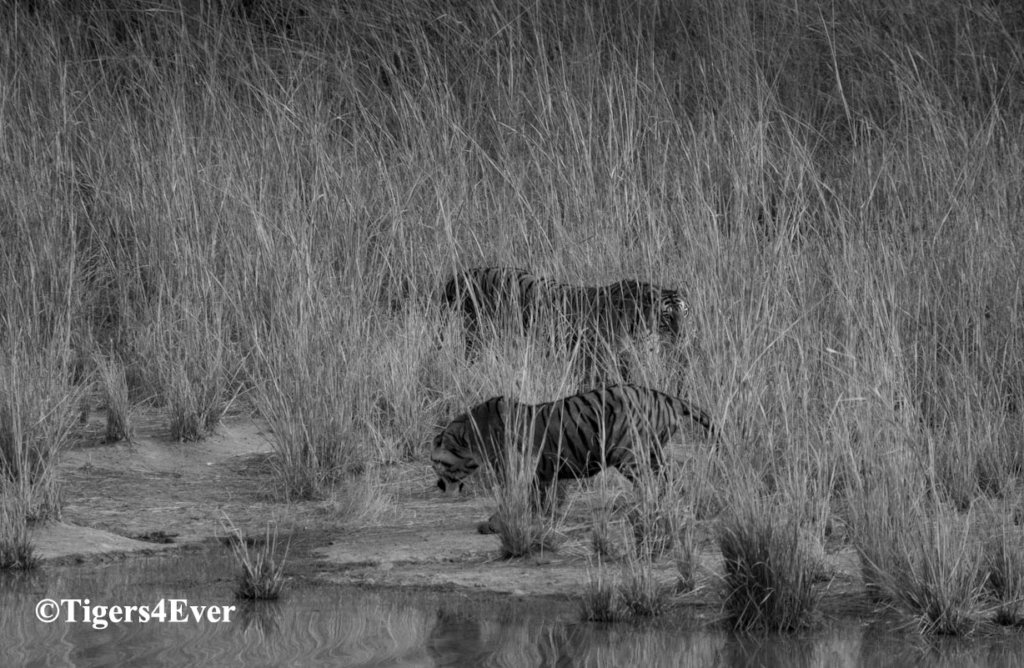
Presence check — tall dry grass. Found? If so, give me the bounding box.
[94,354,134,443]
[1,0,1023,614]
[0,348,83,523]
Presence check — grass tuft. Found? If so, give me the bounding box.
[95,354,134,443]
[590,506,623,560]
[579,560,623,622]
[0,493,38,570]
[223,518,288,601]
[619,552,674,618]
[718,496,820,633]
[488,474,564,559]
[850,476,989,635]
[0,351,83,521]
[982,525,1024,626]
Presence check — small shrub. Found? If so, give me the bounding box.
[579,550,676,621]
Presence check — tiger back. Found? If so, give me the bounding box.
[431,384,717,513]
[524,384,714,499]
[440,267,690,382]
[551,281,690,383]
[441,267,556,354]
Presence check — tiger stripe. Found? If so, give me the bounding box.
[441,267,556,349]
[430,384,718,519]
[441,267,689,378]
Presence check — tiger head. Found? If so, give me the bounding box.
[660,291,689,337]
[431,396,507,494]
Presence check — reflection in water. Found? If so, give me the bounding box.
[0,554,1022,667]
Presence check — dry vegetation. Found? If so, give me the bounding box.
[222,517,289,601]
[2,0,1023,634]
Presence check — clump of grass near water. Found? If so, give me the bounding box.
[578,533,681,621]
[486,459,564,559]
[579,560,624,622]
[850,472,990,635]
[223,519,289,600]
[0,493,38,570]
[982,524,1024,626]
[865,513,987,636]
[590,508,621,560]
[578,473,691,621]
[618,551,675,618]
[718,496,820,633]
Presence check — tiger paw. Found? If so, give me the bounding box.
[477,514,505,535]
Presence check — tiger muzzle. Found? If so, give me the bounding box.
[436,477,464,493]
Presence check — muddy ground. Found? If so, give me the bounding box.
[38,408,870,622]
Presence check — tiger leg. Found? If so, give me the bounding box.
[617,454,675,559]
[616,450,670,500]
[460,295,485,360]
[478,514,501,535]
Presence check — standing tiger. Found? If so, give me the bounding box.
[441,267,555,350]
[441,267,689,380]
[601,279,689,339]
[431,384,718,532]
[554,279,689,378]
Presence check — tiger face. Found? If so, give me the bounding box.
[431,397,506,493]
[431,443,478,493]
[661,291,689,337]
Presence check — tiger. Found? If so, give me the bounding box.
[602,279,689,340]
[430,384,718,533]
[441,267,689,380]
[551,279,689,380]
[441,267,555,352]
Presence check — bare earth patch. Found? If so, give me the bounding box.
[40,409,867,617]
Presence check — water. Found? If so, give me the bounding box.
[1,552,1021,667]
